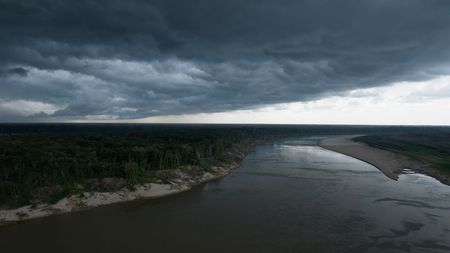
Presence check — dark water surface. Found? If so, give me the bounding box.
[1,137,450,253]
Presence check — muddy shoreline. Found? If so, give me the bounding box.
[319,135,450,185]
[0,141,257,226]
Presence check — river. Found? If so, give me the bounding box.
[1,137,449,253]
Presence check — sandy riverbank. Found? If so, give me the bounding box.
[319,135,450,185]
[0,145,252,227]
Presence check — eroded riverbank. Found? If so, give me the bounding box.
[0,167,220,225]
[0,142,255,226]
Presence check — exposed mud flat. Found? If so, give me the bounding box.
[319,135,450,185]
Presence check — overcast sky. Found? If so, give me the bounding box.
[1,0,450,124]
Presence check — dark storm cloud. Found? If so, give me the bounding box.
[0,67,28,77]
[1,0,450,120]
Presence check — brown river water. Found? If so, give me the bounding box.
[1,137,449,253]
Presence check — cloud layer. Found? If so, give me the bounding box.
[1,0,450,121]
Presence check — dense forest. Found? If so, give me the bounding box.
[1,124,450,208]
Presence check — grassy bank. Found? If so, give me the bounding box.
[355,133,450,174]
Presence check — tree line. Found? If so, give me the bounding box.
[2,124,449,207]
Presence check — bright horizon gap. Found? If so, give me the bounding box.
[2,75,450,125]
[3,122,450,127]
[103,76,450,125]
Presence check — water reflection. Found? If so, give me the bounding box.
[0,138,449,253]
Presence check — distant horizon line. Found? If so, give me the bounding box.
[1,122,450,127]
